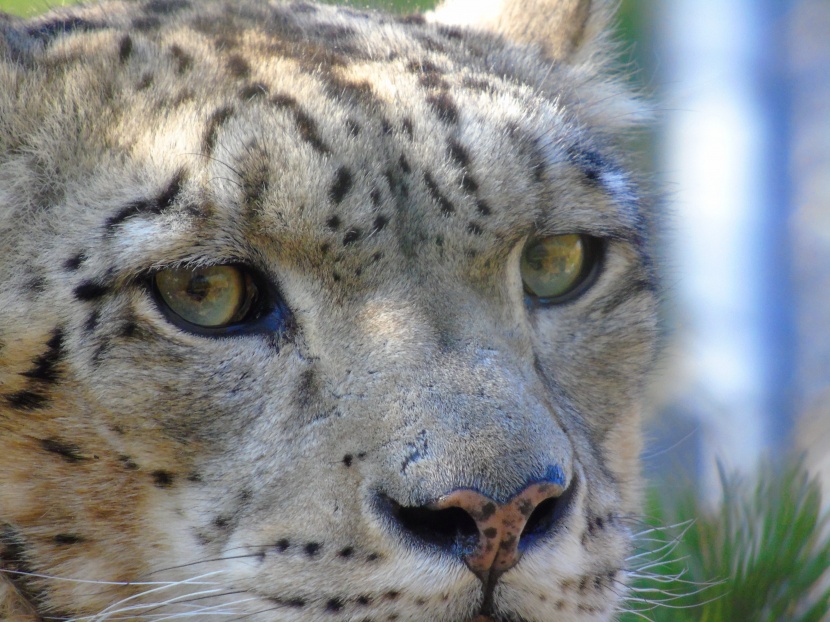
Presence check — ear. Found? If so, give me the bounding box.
[428,0,612,62]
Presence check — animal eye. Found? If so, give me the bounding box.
[154,265,260,328]
[520,234,600,302]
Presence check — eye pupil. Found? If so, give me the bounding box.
[185,275,211,302]
[155,265,259,329]
[520,234,598,301]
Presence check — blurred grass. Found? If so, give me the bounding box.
[621,457,830,622]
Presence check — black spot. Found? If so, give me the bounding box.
[343,229,361,246]
[25,275,46,294]
[53,534,84,545]
[476,200,491,216]
[275,538,290,552]
[186,471,202,482]
[567,147,606,185]
[118,35,133,63]
[426,92,458,124]
[169,44,193,74]
[226,54,251,78]
[145,0,190,14]
[152,470,174,488]
[120,321,138,339]
[402,118,414,138]
[85,309,100,333]
[294,109,329,154]
[357,595,372,605]
[372,252,383,263]
[380,118,392,135]
[461,175,479,194]
[329,167,353,205]
[105,169,186,230]
[366,552,380,562]
[41,438,85,463]
[286,598,306,608]
[7,390,49,410]
[137,73,154,90]
[213,516,231,530]
[202,106,234,155]
[345,119,360,136]
[326,598,343,612]
[467,222,483,236]
[370,189,382,206]
[398,155,411,174]
[342,454,353,467]
[22,329,64,383]
[74,280,110,302]
[338,546,354,557]
[372,215,388,232]
[448,140,470,168]
[483,527,498,539]
[241,152,271,212]
[118,455,139,470]
[304,542,321,556]
[423,173,455,216]
[239,82,269,100]
[385,591,400,600]
[27,17,100,42]
[64,252,87,271]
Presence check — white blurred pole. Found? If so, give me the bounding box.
[658,0,777,496]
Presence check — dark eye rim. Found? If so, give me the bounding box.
[148,263,291,337]
[522,234,605,307]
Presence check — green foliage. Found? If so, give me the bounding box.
[622,458,830,622]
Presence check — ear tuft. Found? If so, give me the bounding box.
[429,0,612,62]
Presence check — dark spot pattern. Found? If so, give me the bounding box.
[118,35,133,63]
[226,53,251,78]
[169,45,193,74]
[27,17,101,42]
[41,439,85,462]
[423,173,455,216]
[152,470,175,488]
[270,94,330,154]
[105,169,186,231]
[343,228,361,246]
[426,92,459,124]
[21,330,64,383]
[64,252,87,271]
[53,534,84,545]
[73,281,110,302]
[275,538,290,552]
[202,106,234,155]
[239,82,269,100]
[329,167,353,204]
[304,542,321,556]
[6,390,49,411]
[85,309,100,333]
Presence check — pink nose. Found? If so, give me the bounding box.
[428,481,567,581]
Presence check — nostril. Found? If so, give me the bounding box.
[519,479,576,550]
[396,505,479,552]
[522,496,560,537]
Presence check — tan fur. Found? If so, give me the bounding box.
[0,1,659,620]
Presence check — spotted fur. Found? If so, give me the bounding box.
[0,0,659,620]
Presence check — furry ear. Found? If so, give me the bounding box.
[429,0,612,62]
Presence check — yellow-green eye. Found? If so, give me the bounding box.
[520,234,598,300]
[155,265,259,328]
